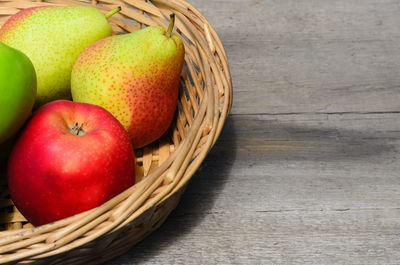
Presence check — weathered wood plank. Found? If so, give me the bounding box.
[108,113,400,264]
[188,0,400,115]
[107,0,400,262]
[112,210,400,264]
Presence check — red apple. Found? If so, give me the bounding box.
[8,100,135,226]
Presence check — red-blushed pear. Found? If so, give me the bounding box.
[71,14,185,148]
[7,100,135,226]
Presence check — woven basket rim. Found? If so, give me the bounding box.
[0,0,232,263]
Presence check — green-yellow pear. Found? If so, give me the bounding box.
[0,6,121,107]
[72,14,185,148]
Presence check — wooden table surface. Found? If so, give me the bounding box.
[109,0,400,264]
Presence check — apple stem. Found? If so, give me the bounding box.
[105,6,121,19]
[70,123,85,136]
[77,124,84,135]
[166,13,175,37]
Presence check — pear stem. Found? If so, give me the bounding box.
[105,6,121,19]
[166,13,175,37]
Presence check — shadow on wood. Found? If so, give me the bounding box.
[229,114,397,163]
[106,116,238,264]
[105,113,399,264]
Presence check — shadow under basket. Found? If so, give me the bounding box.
[0,0,232,263]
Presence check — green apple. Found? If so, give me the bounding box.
[0,42,36,143]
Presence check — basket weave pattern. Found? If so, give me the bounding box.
[0,0,232,263]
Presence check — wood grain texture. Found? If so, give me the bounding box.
[108,113,400,264]
[105,0,400,264]
[190,0,400,115]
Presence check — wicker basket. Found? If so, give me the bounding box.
[0,0,232,263]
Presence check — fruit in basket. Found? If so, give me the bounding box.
[0,6,121,107]
[7,100,135,226]
[71,14,185,148]
[0,42,36,144]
